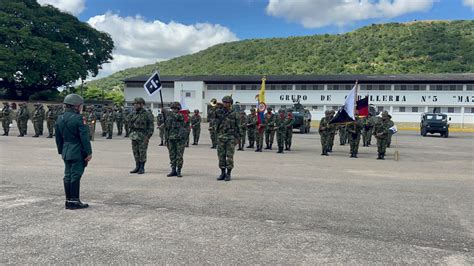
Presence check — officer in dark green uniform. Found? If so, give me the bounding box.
[55,94,92,210]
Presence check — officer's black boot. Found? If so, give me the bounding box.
[177,168,182,178]
[350,152,354,158]
[106,134,112,139]
[167,167,177,177]
[217,168,226,181]
[69,180,89,210]
[138,162,145,174]
[288,144,291,151]
[159,141,164,146]
[225,169,232,181]
[130,161,140,173]
[32,134,39,137]
[64,180,71,209]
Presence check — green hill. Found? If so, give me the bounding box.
[86,20,474,91]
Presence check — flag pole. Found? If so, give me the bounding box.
[354,80,358,118]
[155,69,166,122]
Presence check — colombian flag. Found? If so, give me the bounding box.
[257,77,266,131]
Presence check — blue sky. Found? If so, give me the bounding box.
[78,0,473,39]
[38,0,474,77]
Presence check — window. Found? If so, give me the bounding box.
[398,107,405,112]
[448,107,454,113]
[430,84,462,91]
[268,84,292,90]
[311,106,319,111]
[295,84,324,90]
[162,83,174,88]
[328,84,352,90]
[470,108,474,113]
[411,107,418,113]
[185,92,191,98]
[332,106,339,110]
[377,106,384,112]
[467,85,473,91]
[394,84,426,91]
[207,84,232,90]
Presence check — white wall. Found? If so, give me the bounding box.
[174,81,205,114]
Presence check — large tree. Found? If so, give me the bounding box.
[0,0,114,100]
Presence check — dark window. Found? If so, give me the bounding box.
[399,107,405,112]
[185,92,191,97]
[366,85,373,90]
[332,106,339,110]
[377,106,384,112]
[447,107,454,113]
[467,85,473,91]
[471,108,474,113]
[412,107,418,113]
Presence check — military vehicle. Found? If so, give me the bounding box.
[291,102,312,133]
[420,113,450,138]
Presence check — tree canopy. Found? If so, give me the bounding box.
[0,0,114,100]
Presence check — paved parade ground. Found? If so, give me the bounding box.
[1,123,473,264]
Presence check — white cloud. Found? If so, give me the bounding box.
[37,0,85,16]
[266,0,436,28]
[463,0,474,9]
[87,13,239,78]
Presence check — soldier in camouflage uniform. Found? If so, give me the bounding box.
[275,109,287,153]
[46,105,55,138]
[337,125,347,145]
[255,112,265,152]
[100,108,107,137]
[327,110,337,152]
[157,112,165,145]
[32,103,45,137]
[165,102,186,177]
[386,113,395,148]
[264,107,275,150]
[285,109,295,151]
[16,103,29,137]
[115,107,124,136]
[123,108,130,137]
[191,109,201,145]
[1,102,12,136]
[208,106,217,149]
[83,105,96,141]
[347,118,362,158]
[105,106,115,139]
[128,98,154,174]
[216,96,240,181]
[318,110,332,156]
[246,108,257,149]
[237,111,247,151]
[361,115,374,147]
[183,110,191,147]
[374,111,392,159]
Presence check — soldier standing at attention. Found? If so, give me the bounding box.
[347,118,362,158]
[100,108,107,137]
[374,111,392,159]
[386,112,395,148]
[216,96,240,181]
[83,105,96,141]
[337,125,347,145]
[285,109,295,151]
[237,111,247,151]
[55,94,92,210]
[255,113,265,153]
[165,102,186,178]
[191,109,201,145]
[208,105,217,149]
[327,110,337,152]
[105,106,115,139]
[128,98,154,174]
[275,109,287,154]
[123,108,130,138]
[1,102,12,136]
[115,107,124,136]
[16,103,29,137]
[32,103,45,137]
[246,108,257,149]
[318,110,332,156]
[46,105,55,138]
[264,107,275,150]
[361,115,374,147]
[156,111,165,145]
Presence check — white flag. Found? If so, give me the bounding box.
[343,85,357,120]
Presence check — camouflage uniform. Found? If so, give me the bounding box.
[216,96,240,181]
[361,116,374,147]
[264,108,275,149]
[347,118,362,158]
[255,118,264,152]
[374,112,392,159]
[327,110,337,152]
[129,98,154,174]
[32,104,45,137]
[318,111,332,155]
[165,102,186,177]
[190,110,201,145]
[1,102,12,136]
[275,109,287,153]
[183,111,191,147]
[285,110,295,151]
[208,107,217,149]
[83,106,96,141]
[16,103,29,137]
[337,125,347,145]
[100,109,107,137]
[115,107,124,136]
[105,107,115,139]
[157,112,165,145]
[387,115,395,148]
[237,111,247,150]
[123,108,130,137]
[246,108,257,148]
[46,105,55,138]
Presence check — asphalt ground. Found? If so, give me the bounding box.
[1,122,473,264]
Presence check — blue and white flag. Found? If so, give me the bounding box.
[329,84,357,124]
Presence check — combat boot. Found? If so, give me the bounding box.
[64,181,71,209]
[217,168,226,181]
[138,162,145,174]
[354,153,358,158]
[106,135,112,139]
[264,145,270,150]
[69,180,89,210]
[159,140,163,146]
[177,168,182,178]
[377,153,383,160]
[167,167,177,177]
[130,161,140,173]
[32,134,39,137]
[102,132,107,137]
[277,147,283,153]
[225,169,232,181]
[47,134,53,138]
[18,134,24,137]
[381,153,385,160]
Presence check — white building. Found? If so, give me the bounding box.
[124,74,474,127]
